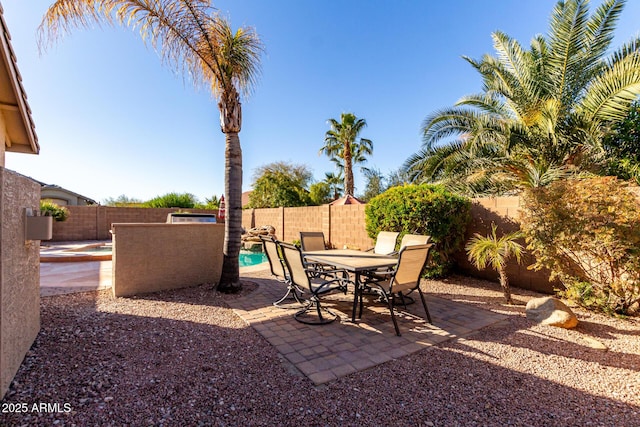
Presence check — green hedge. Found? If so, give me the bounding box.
[143,192,197,208]
[40,200,69,222]
[365,184,471,277]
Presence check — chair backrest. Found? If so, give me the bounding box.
[299,231,326,251]
[279,242,312,292]
[390,244,433,294]
[399,234,431,250]
[260,235,288,280]
[373,231,400,254]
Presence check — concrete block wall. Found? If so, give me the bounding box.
[111,223,224,297]
[330,204,372,250]
[244,197,554,293]
[252,208,284,240]
[452,196,556,293]
[283,206,327,244]
[0,168,40,398]
[242,210,255,231]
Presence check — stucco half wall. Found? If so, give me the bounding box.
[111,223,224,297]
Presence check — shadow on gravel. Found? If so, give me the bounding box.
[2,282,638,426]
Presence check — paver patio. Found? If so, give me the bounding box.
[229,269,506,385]
[39,258,507,386]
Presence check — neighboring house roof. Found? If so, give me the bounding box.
[41,184,97,205]
[329,194,364,206]
[0,3,38,154]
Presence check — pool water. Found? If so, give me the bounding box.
[239,250,267,267]
[79,245,112,253]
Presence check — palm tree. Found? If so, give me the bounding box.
[39,0,264,293]
[405,0,640,195]
[328,142,373,176]
[321,113,373,195]
[465,223,525,304]
[323,171,344,200]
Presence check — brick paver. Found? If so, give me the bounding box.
[229,268,505,385]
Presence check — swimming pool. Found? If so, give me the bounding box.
[239,250,267,267]
[42,243,268,267]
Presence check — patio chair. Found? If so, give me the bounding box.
[260,235,305,308]
[367,233,432,279]
[279,242,347,325]
[397,234,431,251]
[299,231,327,251]
[362,243,434,336]
[299,231,339,278]
[367,231,400,255]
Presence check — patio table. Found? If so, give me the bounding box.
[303,249,398,322]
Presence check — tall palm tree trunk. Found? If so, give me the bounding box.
[219,131,243,292]
[218,91,243,293]
[344,143,354,195]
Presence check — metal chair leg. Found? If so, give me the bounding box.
[388,294,401,336]
[418,289,432,324]
[293,296,338,325]
[273,282,305,308]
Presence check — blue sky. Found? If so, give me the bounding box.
[4,0,640,204]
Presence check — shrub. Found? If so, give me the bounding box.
[520,176,640,315]
[365,184,471,277]
[40,200,69,222]
[144,192,197,208]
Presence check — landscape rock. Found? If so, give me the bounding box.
[241,225,276,249]
[579,336,608,351]
[525,297,579,329]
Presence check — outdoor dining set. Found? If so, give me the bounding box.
[260,231,433,336]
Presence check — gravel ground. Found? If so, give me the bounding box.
[1,273,639,427]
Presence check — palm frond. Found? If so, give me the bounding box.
[39,0,264,98]
[580,47,640,122]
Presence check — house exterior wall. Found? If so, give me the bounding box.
[0,114,6,167]
[0,168,40,398]
[111,223,224,297]
[40,188,92,206]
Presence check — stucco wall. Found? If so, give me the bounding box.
[51,206,220,241]
[111,223,224,297]
[0,168,40,398]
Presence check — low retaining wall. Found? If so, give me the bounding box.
[111,223,224,297]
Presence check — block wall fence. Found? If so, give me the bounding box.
[52,198,554,293]
[242,198,555,293]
